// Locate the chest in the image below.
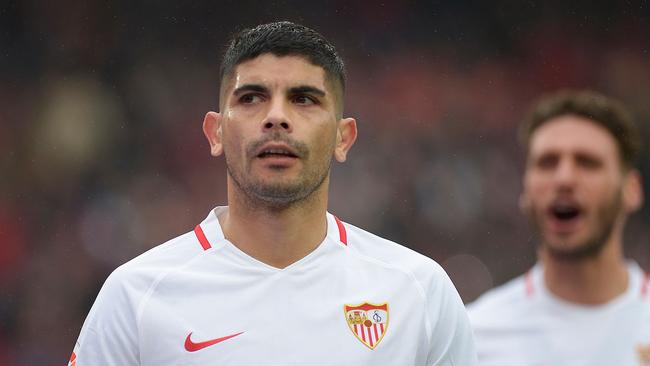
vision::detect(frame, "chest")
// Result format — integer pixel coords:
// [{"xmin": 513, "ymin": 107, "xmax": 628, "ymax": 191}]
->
[
  {"xmin": 137, "ymin": 266, "xmax": 431, "ymax": 365},
  {"xmin": 479, "ymin": 303, "xmax": 650, "ymax": 366}
]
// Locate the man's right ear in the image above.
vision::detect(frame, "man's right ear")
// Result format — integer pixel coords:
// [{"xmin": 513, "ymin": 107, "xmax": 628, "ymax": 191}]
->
[{"xmin": 203, "ymin": 111, "xmax": 223, "ymax": 157}]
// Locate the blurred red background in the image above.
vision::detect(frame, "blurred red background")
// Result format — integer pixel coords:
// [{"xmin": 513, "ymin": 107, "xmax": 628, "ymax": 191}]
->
[{"xmin": 1, "ymin": 1, "xmax": 649, "ymax": 364}]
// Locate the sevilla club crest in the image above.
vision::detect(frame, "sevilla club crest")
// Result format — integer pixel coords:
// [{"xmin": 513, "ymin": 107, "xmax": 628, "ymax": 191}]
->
[{"xmin": 344, "ymin": 302, "xmax": 389, "ymax": 349}]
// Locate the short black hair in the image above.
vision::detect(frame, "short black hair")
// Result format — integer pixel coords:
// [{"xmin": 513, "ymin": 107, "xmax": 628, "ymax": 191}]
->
[
  {"xmin": 520, "ymin": 90, "xmax": 642, "ymax": 169},
  {"xmin": 219, "ymin": 21, "xmax": 346, "ymax": 112}
]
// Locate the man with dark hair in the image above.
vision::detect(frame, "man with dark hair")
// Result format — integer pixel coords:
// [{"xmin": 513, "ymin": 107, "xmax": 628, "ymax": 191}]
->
[
  {"xmin": 69, "ymin": 22, "xmax": 477, "ymax": 365},
  {"xmin": 468, "ymin": 90, "xmax": 649, "ymax": 365}
]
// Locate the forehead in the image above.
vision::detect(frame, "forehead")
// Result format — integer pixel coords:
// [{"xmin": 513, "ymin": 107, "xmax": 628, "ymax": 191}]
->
[
  {"xmin": 226, "ymin": 54, "xmax": 328, "ymax": 93},
  {"xmin": 528, "ymin": 115, "xmax": 619, "ymax": 162}
]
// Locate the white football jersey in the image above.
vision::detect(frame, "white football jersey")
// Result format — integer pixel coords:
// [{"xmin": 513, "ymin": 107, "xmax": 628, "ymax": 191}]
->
[
  {"xmin": 70, "ymin": 207, "xmax": 477, "ymax": 365},
  {"xmin": 468, "ymin": 262, "xmax": 650, "ymax": 366}
]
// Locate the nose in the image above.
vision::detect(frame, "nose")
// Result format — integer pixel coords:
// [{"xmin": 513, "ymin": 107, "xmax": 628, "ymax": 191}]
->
[
  {"xmin": 262, "ymin": 99, "xmax": 292, "ymax": 133},
  {"xmin": 553, "ymin": 158, "xmax": 577, "ymax": 188}
]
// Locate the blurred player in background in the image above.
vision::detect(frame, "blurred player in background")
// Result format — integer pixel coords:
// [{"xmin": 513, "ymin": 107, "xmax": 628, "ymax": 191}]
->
[
  {"xmin": 468, "ymin": 90, "xmax": 650, "ymax": 365},
  {"xmin": 68, "ymin": 21, "xmax": 477, "ymax": 365}
]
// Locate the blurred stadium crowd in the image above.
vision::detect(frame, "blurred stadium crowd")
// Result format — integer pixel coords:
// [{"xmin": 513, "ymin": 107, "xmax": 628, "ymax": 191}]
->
[{"xmin": 1, "ymin": 1, "xmax": 649, "ymax": 364}]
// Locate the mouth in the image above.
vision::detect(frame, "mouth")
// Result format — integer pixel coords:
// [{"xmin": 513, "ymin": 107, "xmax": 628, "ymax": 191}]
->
[
  {"xmin": 254, "ymin": 143, "xmax": 301, "ymax": 167},
  {"xmin": 546, "ymin": 201, "xmax": 583, "ymax": 232},
  {"xmin": 550, "ymin": 203, "xmax": 581, "ymax": 221},
  {"xmin": 257, "ymin": 147, "xmax": 298, "ymax": 159}
]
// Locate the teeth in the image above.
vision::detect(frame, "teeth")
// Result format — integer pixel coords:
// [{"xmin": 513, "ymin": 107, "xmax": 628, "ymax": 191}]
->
[
  {"xmin": 264, "ymin": 149, "xmax": 290, "ymax": 155},
  {"xmin": 259, "ymin": 148, "xmax": 296, "ymax": 157}
]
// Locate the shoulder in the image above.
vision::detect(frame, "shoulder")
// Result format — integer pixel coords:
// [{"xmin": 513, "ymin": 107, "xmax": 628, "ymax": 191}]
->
[
  {"xmin": 96, "ymin": 228, "xmax": 207, "ymax": 309},
  {"xmin": 339, "ymin": 219, "xmax": 452, "ymax": 293},
  {"xmin": 467, "ymin": 271, "xmax": 532, "ymax": 326},
  {"xmin": 73, "ymin": 227, "xmax": 205, "ymax": 364},
  {"xmin": 339, "ymin": 222, "xmax": 478, "ymax": 364},
  {"xmin": 81, "ymin": 228, "xmax": 206, "ymax": 331},
  {"xmin": 121, "ymin": 229, "xmax": 205, "ymax": 273},
  {"xmin": 628, "ymin": 261, "xmax": 650, "ymax": 299}
]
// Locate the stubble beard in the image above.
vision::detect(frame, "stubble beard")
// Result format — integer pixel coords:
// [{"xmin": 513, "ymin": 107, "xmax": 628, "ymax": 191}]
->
[
  {"xmin": 226, "ymin": 135, "xmax": 333, "ymax": 210},
  {"xmin": 531, "ymin": 190, "xmax": 623, "ymax": 262}
]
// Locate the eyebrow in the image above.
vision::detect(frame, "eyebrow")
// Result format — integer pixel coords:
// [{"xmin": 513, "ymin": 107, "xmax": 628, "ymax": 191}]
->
[
  {"xmin": 288, "ymin": 85, "xmax": 326, "ymax": 97},
  {"xmin": 232, "ymin": 84, "xmax": 269, "ymax": 96},
  {"xmin": 231, "ymin": 84, "xmax": 327, "ymax": 98}
]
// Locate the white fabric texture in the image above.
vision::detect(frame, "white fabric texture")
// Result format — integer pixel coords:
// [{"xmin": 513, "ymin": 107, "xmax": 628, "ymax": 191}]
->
[
  {"xmin": 468, "ymin": 262, "xmax": 650, "ymax": 366},
  {"xmin": 72, "ymin": 207, "xmax": 477, "ymax": 365}
]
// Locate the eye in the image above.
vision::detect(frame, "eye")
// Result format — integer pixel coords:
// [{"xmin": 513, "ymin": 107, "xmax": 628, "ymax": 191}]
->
[
  {"xmin": 292, "ymin": 94, "xmax": 318, "ymax": 106},
  {"xmin": 576, "ymin": 155, "xmax": 602, "ymax": 170},
  {"xmin": 239, "ymin": 93, "xmax": 264, "ymax": 104},
  {"xmin": 534, "ymin": 154, "xmax": 558, "ymax": 170}
]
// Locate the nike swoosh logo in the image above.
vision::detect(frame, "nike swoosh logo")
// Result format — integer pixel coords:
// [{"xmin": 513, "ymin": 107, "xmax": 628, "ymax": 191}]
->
[{"xmin": 184, "ymin": 331, "xmax": 244, "ymax": 352}]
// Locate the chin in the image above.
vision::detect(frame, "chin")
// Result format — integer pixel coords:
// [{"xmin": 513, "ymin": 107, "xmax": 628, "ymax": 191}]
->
[{"xmin": 543, "ymin": 237, "xmax": 606, "ymax": 261}]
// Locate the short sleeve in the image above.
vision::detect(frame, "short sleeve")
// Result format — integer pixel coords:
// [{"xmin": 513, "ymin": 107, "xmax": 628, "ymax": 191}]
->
[
  {"xmin": 425, "ymin": 266, "xmax": 478, "ymax": 366},
  {"xmin": 71, "ymin": 267, "xmax": 140, "ymax": 365}
]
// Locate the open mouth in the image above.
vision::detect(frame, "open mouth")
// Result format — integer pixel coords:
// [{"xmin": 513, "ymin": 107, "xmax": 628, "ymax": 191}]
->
[{"xmin": 549, "ymin": 203, "xmax": 582, "ymax": 221}]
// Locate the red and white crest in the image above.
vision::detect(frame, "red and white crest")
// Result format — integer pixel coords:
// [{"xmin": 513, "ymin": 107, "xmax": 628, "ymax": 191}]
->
[{"xmin": 344, "ymin": 302, "xmax": 389, "ymax": 349}]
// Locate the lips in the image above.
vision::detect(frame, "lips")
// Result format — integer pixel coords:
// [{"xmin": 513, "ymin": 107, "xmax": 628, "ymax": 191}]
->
[
  {"xmin": 254, "ymin": 142, "xmax": 300, "ymax": 167},
  {"xmin": 546, "ymin": 201, "xmax": 583, "ymax": 233},
  {"xmin": 550, "ymin": 203, "xmax": 581, "ymax": 220},
  {"xmin": 257, "ymin": 147, "xmax": 298, "ymax": 159}
]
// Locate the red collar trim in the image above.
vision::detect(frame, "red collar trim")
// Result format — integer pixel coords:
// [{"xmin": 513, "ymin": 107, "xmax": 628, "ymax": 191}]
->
[
  {"xmin": 334, "ymin": 215, "xmax": 347, "ymax": 245},
  {"xmin": 195, "ymin": 215, "xmax": 347, "ymax": 251},
  {"xmin": 194, "ymin": 225, "xmax": 212, "ymax": 251},
  {"xmin": 524, "ymin": 270, "xmax": 534, "ymax": 298}
]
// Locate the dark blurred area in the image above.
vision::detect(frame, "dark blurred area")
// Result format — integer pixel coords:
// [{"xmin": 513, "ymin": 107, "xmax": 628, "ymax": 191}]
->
[{"xmin": 1, "ymin": 1, "xmax": 649, "ymax": 364}]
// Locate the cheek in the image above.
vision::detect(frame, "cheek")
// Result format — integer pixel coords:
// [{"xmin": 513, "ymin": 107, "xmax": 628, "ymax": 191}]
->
[
  {"xmin": 320, "ymin": 121, "xmax": 338, "ymax": 144},
  {"xmin": 297, "ymin": 119, "xmax": 335, "ymax": 152},
  {"xmin": 313, "ymin": 128, "xmax": 337, "ymax": 157},
  {"xmin": 592, "ymin": 176, "xmax": 620, "ymax": 195},
  {"xmin": 222, "ymin": 125, "xmax": 248, "ymax": 159},
  {"xmin": 588, "ymin": 183, "xmax": 621, "ymax": 210},
  {"xmin": 523, "ymin": 178, "xmax": 550, "ymax": 206}
]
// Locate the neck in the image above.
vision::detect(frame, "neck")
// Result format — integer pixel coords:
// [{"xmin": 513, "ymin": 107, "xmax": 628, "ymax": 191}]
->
[
  {"xmin": 541, "ymin": 232, "xmax": 628, "ymax": 305},
  {"xmin": 219, "ymin": 176, "xmax": 330, "ymax": 269}
]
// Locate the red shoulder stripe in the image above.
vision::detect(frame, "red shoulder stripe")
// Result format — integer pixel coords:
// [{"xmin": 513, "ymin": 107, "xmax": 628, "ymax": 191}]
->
[
  {"xmin": 641, "ymin": 272, "xmax": 649, "ymax": 299},
  {"xmin": 525, "ymin": 270, "xmax": 534, "ymax": 298},
  {"xmin": 334, "ymin": 216, "xmax": 347, "ymax": 245},
  {"xmin": 194, "ymin": 225, "xmax": 212, "ymax": 251}
]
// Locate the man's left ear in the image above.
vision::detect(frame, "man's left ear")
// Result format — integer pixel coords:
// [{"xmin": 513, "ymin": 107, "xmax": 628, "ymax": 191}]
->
[
  {"xmin": 623, "ymin": 169, "xmax": 644, "ymax": 212},
  {"xmin": 203, "ymin": 111, "xmax": 224, "ymax": 157},
  {"xmin": 334, "ymin": 118, "xmax": 357, "ymax": 163}
]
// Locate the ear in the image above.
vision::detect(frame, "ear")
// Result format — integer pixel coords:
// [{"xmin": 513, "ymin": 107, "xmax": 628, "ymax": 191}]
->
[
  {"xmin": 203, "ymin": 111, "xmax": 224, "ymax": 157},
  {"xmin": 622, "ymin": 169, "xmax": 643, "ymax": 213},
  {"xmin": 334, "ymin": 117, "xmax": 357, "ymax": 163}
]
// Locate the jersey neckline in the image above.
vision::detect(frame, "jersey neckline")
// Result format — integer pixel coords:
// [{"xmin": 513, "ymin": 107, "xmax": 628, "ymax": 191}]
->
[
  {"xmin": 527, "ymin": 261, "xmax": 648, "ymax": 314},
  {"xmin": 193, "ymin": 206, "xmax": 348, "ymax": 272}
]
